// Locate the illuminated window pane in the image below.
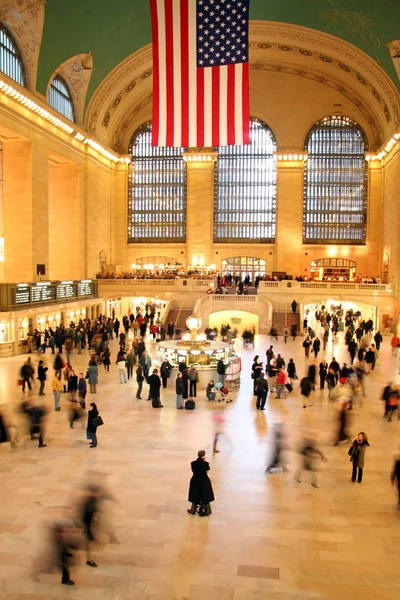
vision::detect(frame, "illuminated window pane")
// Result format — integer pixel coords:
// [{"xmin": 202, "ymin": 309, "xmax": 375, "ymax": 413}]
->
[
  {"xmin": 214, "ymin": 118, "xmax": 277, "ymax": 243},
  {"xmin": 0, "ymin": 24, "xmax": 25, "ymax": 86},
  {"xmin": 303, "ymin": 116, "xmax": 368, "ymax": 245},
  {"xmin": 48, "ymin": 75, "xmax": 75, "ymax": 122},
  {"xmin": 128, "ymin": 122, "xmax": 186, "ymax": 242}
]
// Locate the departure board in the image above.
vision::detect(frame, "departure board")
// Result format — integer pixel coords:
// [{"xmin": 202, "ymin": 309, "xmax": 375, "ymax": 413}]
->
[
  {"xmin": 57, "ymin": 283, "xmax": 77, "ymax": 299},
  {"xmin": 31, "ymin": 284, "xmax": 56, "ymax": 303},
  {"xmin": 15, "ymin": 286, "xmax": 30, "ymax": 305},
  {"xmin": 77, "ymin": 281, "xmax": 94, "ymax": 296}
]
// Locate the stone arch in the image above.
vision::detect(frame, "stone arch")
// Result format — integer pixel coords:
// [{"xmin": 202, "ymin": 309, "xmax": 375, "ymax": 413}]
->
[
  {"xmin": 0, "ymin": 0, "xmax": 45, "ymax": 92},
  {"xmin": 46, "ymin": 52, "xmax": 93, "ymax": 126},
  {"xmin": 85, "ymin": 21, "xmax": 400, "ymax": 152}
]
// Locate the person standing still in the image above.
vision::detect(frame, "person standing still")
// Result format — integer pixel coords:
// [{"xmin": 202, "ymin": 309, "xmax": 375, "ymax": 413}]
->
[
  {"xmin": 349, "ymin": 432, "xmax": 370, "ymax": 483},
  {"xmin": 136, "ymin": 365, "xmax": 144, "ymax": 399},
  {"xmin": 187, "ymin": 450, "xmax": 215, "ymax": 516},
  {"xmin": 117, "ymin": 356, "xmax": 127, "ymax": 384},
  {"xmin": 148, "ymin": 369, "xmax": 163, "ymax": 406},
  {"xmin": 126, "ymin": 349, "xmax": 137, "ymax": 380},
  {"xmin": 78, "ymin": 373, "xmax": 87, "ymax": 409},
  {"xmin": 176, "ymin": 371, "xmax": 184, "ymax": 409},
  {"xmin": 189, "ymin": 365, "xmax": 199, "ymax": 397},
  {"xmin": 38, "ymin": 360, "xmax": 48, "ymax": 395},
  {"xmin": 86, "ymin": 403, "xmax": 99, "ymax": 448},
  {"xmin": 52, "ymin": 371, "xmax": 62, "ymax": 411},
  {"xmin": 217, "ymin": 359, "xmax": 226, "ymax": 385},
  {"xmin": 255, "ymin": 372, "xmax": 268, "ymax": 410}
]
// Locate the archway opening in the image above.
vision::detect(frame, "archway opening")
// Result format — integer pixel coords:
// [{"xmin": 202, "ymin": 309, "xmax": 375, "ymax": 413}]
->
[
  {"xmin": 221, "ymin": 257, "xmax": 266, "ymax": 283},
  {"xmin": 310, "ymin": 258, "xmax": 356, "ymax": 281}
]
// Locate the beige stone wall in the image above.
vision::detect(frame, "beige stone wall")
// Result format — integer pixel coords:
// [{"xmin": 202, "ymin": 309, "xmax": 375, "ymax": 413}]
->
[
  {"xmin": 382, "ymin": 151, "xmax": 400, "ymax": 296},
  {"xmin": 0, "ymin": 63, "xmax": 397, "ymax": 293},
  {"xmin": 48, "ymin": 161, "xmax": 84, "ymax": 280}
]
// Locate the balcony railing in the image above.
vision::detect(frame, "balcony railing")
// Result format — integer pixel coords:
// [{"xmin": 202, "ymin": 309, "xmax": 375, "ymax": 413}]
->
[{"xmin": 258, "ymin": 281, "xmax": 392, "ymax": 293}]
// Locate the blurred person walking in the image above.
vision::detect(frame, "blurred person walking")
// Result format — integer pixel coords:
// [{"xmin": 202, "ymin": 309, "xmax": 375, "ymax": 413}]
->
[{"xmin": 295, "ymin": 436, "xmax": 327, "ymax": 488}]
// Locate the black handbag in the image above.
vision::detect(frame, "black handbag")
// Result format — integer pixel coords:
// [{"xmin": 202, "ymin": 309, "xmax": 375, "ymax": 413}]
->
[{"xmin": 93, "ymin": 416, "xmax": 104, "ymax": 427}]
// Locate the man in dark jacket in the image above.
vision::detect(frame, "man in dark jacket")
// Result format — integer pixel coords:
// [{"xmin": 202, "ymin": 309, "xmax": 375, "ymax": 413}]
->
[
  {"xmin": 148, "ymin": 369, "xmax": 162, "ymax": 407},
  {"xmin": 374, "ymin": 330, "xmax": 383, "ymax": 351},
  {"xmin": 217, "ymin": 359, "xmax": 226, "ymax": 384},
  {"xmin": 160, "ymin": 358, "xmax": 173, "ymax": 388},
  {"xmin": 37, "ymin": 360, "xmax": 48, "ymax": 396},
  {"xmin": 255, "ymin": 372, "xmax": 269, "ymax": 410}
]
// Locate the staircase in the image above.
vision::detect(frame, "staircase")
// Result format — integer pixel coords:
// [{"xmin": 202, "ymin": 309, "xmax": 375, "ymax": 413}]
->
[
  {"xmin": 271, "ymin": 311, "xmax": 300, "ymax": 335},
  {"xmin": 164, "ymin": 305, "xmax": 195, "ymax": 336}
]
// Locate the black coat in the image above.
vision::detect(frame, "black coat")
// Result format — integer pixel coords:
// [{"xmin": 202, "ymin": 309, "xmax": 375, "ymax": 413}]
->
[
  {"xmin": 87, "ymin": 407, "xmax": 99, "ymax": 433},
  {"xmin": 188, "ymin": 458, "xmax": 215, "ymax": 505},
  {"xmin": 176, "ymin": 377, "xmax": 184, "ymax": 395},
  {"xmin": 148, "ymin": 374, "xmax": 161, "ymax": 399}
]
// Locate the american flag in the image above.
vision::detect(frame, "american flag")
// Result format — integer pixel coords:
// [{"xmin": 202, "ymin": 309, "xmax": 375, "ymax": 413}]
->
[{"xmin": 149, "ymin": 0, "xmax": 250, "ymax": 147}]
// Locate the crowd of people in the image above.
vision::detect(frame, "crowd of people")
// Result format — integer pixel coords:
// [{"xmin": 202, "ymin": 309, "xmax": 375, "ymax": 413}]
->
[{"xmin": 3, "ymin": 301, "xmax": 400, "ymax": 588}]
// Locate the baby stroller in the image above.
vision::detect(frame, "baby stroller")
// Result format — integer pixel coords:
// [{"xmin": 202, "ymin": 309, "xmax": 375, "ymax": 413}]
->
[{"xmin": 213, "ymin": 382, "xmax": 233, "ymax": 403}]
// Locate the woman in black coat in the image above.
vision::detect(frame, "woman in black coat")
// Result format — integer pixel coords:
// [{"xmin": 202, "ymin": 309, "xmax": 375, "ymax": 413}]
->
[
  {"xmin": 187, "ymin": 450, "xmax": 215, "ymax": 516},
  {"xmin": 182, "ymin": 368, "xmax": 189, "ymax": 400},
  {"xmin": 287, "ymin": 358, "xmax": 296, "ymax": 383},
  {"xmin": 87, "ymin": 403, "xmax": 99, "ymax": 448}
]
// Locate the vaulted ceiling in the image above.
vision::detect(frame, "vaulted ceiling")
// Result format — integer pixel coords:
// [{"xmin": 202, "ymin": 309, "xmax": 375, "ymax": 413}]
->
[{"xmin": 36, "ymin": 0, "xmax": 399, "ymax": 105}]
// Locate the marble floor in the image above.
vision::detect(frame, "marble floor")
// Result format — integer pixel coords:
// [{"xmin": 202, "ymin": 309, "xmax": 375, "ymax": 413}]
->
[{"xmin": 1, "ymin": 328, "xmax": 400, "ymax": 600}]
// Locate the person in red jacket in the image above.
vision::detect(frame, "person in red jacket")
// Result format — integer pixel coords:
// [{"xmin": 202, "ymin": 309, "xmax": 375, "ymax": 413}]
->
[
  {"xmin": 391, "ymin": 334, "xmax": 400, "ymax": 357},
  {"xmin": 275, "ymin": 369, "xmax": 287, "ymax": 399}
]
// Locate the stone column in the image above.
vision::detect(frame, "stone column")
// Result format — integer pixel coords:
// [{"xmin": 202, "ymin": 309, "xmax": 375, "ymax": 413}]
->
[
  {"xmin": 3, "ymin": 139, "xmax": 33, "ymax": 282},
  {"xmin": 2, "ymin": 139, "xmax": 49, "ymax": 282},
  {"xmin": 274, "ymin": 157, "xmax": 305, "ymax": 275},
  {"xmin": 184, "ymin": 151, "xmax": 217, "ymax": 267}
]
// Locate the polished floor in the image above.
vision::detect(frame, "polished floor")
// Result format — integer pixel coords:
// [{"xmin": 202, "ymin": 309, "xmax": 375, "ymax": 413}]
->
[{"xmin": 1, "ymin": 327, "xmax": 400, "ymax": 600}]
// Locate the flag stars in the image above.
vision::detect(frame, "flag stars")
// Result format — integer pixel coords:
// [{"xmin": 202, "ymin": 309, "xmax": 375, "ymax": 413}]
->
[{"xmin": 197, "ymin": 0, "xmax": 248, "ymax": 67}]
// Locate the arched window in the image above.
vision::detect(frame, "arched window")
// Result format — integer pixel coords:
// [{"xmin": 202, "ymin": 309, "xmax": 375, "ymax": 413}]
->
[
  {"xmin": 214, "ymin": 118, "xmax": 277, "ymax": 242},
  {"xmin": 303, "ymin": 116, "xmax": 368, "ymax": 244},
  {"xmin": 0, "ymin": 24, "xmax": 25, "ymax": 86},
  {"xmin": 47, "ymin": 75, "xmax": 75, "ymax": 122},
  {"xmin": 128, "ymin": 122, "xmax": 186, "ymax": 242},
  {"xmin": 222, "ymin": 257, "xmax": 266, "ymax": 280}
]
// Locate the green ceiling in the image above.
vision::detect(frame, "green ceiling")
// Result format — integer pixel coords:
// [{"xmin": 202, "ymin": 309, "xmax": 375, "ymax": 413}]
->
[{"xmin": 37, "ymin": 0, "xmax": 400, "ymax": 105}]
